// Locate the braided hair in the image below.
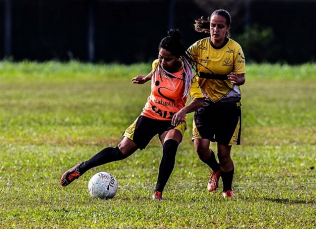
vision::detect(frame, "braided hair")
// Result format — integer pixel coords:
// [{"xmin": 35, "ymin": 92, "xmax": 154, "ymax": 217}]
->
[{"xmin": 157, "ymin": 29, "xmax": 194, "ymax": 98}]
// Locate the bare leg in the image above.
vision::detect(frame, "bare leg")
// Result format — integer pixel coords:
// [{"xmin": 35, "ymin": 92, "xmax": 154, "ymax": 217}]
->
[
  {"xmin": 217, "ymin": 144, "xmax": 233, "ymax": 172},
  {"xmin": 194, "ymin": 139, "xmax": 220, "ymax": 171},
  {"xmin": 217, "ymin": 143, "xmax": 234, "ymax": 192},
  {"xmin": 118, "ymin": 137, "xmax": 139, "ymax": 156}
]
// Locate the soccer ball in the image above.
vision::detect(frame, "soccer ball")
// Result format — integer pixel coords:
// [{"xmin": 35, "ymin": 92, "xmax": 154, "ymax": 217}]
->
[{"xmin": 88, "ymin": 172, "xmax": 118, "ymax": 199}]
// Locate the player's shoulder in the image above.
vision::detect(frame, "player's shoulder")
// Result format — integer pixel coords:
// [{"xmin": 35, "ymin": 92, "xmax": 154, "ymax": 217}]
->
[
  {"xmin": 152, "ymin": 59, "xmax": 159, "ymax": 70},
  {"xmin": 195, "ymin": 37, "xmax": 209, "ymax": 44},
  {"xmin": 189, "ymin": 37, "xmax": 210, "ymax": 49},
  {"xmin": 227, "ymin": 38, "xmax": 242, "ymax": 50}
]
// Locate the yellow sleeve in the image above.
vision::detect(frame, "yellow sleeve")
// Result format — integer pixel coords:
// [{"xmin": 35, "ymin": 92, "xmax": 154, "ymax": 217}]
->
[
  {"xmin": 152, "ymin": 59, "xmax": 159, "ymax": 71},
  {"xmin": 189, "ymin": 76, "xmax": 204, "ymax": 99},
  {"xmin": 234, "ymin": 45, "xmax": 246, "ymax": 74},
  {"xmin": 187, "ymin": 43, "xmax": 199, "ymax": 63}
]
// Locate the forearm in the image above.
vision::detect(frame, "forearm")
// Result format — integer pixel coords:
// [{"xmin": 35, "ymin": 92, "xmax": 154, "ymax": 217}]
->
[
  {"xmin": 132, "ymin": 72, "xmax": 153, "ymax": 84},
  {"xmin": 171, "ymin": 98, "xmax": 203, "ymax": 126},
  {"xmin": 143, "ymin": 72, "xmax": 153, "ymax": 82},
  {"xmin": 235, "ymin": 74, "xmax": 245, "ymax": 85},
  {"xmin": 181, "ymin": 98, "xmax": 204, "ymax": 114}
]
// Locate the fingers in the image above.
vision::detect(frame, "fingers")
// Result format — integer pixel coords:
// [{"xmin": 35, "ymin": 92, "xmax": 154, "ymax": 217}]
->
[
  {"xmin": 228, "ymin": 72, "xmax": 237, "ymax": 84},
  {"xmin": 131, "ymin": 76, "xmax": 142, "ymax": 84},
  {"xmin": 171, "ymin": 115, "xmax": 178, "ymax": 126},
  {"xmin": 132, "ymin": 75, "xmax": 146, "ymax": 84},
  {"xmin": 171, "ymin": 113, "xmax": 185, "ymax": 126},
  {"xmin": 172, "ymin": 119, "xmax": 182, "ymax": 126}
]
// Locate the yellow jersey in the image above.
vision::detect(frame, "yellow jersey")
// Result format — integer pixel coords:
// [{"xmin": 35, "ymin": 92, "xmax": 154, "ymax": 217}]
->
[{"xmin": 187, "ymin": 37, "xmax": 245, "ymax": 103}]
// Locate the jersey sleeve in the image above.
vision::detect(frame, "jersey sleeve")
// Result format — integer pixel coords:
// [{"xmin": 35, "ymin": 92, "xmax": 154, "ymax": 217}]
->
[
  {"xmin": 152, "ymin": 59, "xmax": 159, "ymax": 71},
  {"xmin": 233, "ymin": 45, "xmax": 246, "ymax": 74},
  {"xmin": 189, "ymin": 76, "xmax": 204, "ymax": 99},
  {"xmin": 187, "ymin": 42, "xmax": 199, "ymax": 63}
]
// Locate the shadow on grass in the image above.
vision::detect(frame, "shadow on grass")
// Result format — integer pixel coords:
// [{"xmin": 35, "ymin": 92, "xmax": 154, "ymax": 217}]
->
[{"xmin": 264, "ymin": 197, "xmax": 316, "ymax": 204}]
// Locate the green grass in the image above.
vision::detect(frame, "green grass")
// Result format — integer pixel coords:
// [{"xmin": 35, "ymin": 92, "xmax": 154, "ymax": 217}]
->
[{"xmin": 0, "ymin": 61, "xmax": 315, "ymax": 228}]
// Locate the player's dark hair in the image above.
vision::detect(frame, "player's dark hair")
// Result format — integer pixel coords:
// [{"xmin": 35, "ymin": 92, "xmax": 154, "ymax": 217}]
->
[
  {"xmin": 157, "ymin": 29, "xmax": 194, "ymax": 98},
  {"xmin": 194, "ymin": 9, "xmax": 231, "ymax": 38},
  {"xmin": 158, "ymin": 29, "xmax": 186, "ymax": 57}
]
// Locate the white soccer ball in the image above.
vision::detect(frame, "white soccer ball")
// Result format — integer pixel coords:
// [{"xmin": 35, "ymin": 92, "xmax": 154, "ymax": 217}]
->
[{"xmin": 88, "ymin": 172, "xmax": 118, "ymax": 199}]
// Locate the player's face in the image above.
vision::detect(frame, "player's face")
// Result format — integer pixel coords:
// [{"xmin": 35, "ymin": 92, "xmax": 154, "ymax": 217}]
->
[
  {"xmin": 158, "ymin": 48, "xmax": 180, "ymax": 72},
  {"xmin": 210, "ymin": 15, "xmax": 229, "ymax": 46}
]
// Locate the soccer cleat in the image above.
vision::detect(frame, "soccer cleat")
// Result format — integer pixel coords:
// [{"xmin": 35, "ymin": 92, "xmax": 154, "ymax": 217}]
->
[
  {"xmin": 222, "ymin": 190, "xmax": 234, "ymax": 198},
  {"xmin": 207, "ymin": 170, "xmax": 221, "ymax": 192},
  {"xmin": 152, "ymin": 191, "xmax": 163, "ymax": 200},
  {"xmin": 60, "ymin": 164, "xmax": 81, "ymax": 187}
]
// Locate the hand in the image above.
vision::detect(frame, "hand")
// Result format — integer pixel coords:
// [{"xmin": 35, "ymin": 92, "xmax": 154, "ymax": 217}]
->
[
  {"xmin": 131, "ymin": 75, "xmax": 146, "ymax": 84},
  {"xmin": 227, "ymin": 72, "xmax": 238, "ymax": 85},
  {"xmin": 171, "ymin": 109, "xmax": 186, "ymax": 126},
  {"xmin": 228, "ymin": 72, "xmax": 245, "ymax": 85}
]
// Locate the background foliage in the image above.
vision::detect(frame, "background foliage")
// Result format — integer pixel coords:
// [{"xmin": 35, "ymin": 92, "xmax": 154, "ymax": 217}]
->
[{"xmin": 1, "ymin": 0, "xmax": 315, "ymax": 64}]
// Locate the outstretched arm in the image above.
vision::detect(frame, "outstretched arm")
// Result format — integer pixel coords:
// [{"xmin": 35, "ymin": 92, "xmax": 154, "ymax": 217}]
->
[
  {"xmin": 171, "ymin": 98, "xmax": 204, "ymax": 126},
  {"xmin": 131, "ymin": 72, "xmax": 153, "ymax": 84}
]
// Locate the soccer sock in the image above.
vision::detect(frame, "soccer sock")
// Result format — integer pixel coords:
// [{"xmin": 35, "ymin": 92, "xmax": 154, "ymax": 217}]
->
[
  {"xmin": 221, "ymin": 168, "xmax": 234, "ymax": 191},
  {"xmin": 79, "ymin": 147, "xmax": 127, "ymax": 175},
  {"xmin": 155, "ymin": 139, "xmax": 179, "ymax": 192},
  {"xmin": 201, "ymin": 150, "xmax": 220, "ymax": 172}
]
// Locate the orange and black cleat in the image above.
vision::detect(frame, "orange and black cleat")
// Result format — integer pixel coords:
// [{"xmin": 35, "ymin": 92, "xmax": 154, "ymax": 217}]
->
[
  {"xmin": 222, "ymin": 190, "xmax": 234, "ymax": 198},
  {"xmin": 207, "ymin": 170, "xmax": 221, "ymax": 192},
  {"xmin": 60, "ymin": 164, "xmax": 81, "ymax": 187},
  {"xmin": 152, "ymin": 191, "xmax": 163, "ymax": 200}
]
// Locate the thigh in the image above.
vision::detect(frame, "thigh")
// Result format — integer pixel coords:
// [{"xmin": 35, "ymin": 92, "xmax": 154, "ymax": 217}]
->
[
  {"xmin": 159, "ymin": 121, "xmax": 186, "ymax": 144},
  {"xmin": 123, "ymin": 116, "xmax": 159, "ymax": 150}
]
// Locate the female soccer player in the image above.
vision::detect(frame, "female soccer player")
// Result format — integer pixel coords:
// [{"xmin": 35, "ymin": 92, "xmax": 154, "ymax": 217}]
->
[
  {"xmin": 60, "ymin": 29, "xmax": 204, "ymax": 200},
  {"xmin": 187, "ymin": 9, "xmax": 246, "ymax": 198}
]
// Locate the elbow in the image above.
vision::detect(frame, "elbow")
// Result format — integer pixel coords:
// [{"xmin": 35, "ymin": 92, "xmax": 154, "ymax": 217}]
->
[
  {"xmin": 238, "ymin": 75, "xmax": 246, "ymax": 85},
  {"xmin": 197, "ymin": 98, "xmax": 204, "ymax": 107}
]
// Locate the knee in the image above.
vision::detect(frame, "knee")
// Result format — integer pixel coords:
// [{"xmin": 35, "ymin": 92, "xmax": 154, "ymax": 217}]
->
[
  {"xmin": 217, "ymin": 144, "xmax": 232, "ymax": 161},
  {"xmin": 194, "ymin": 143, "xmax": 210, "ymax": 160},
  {"xmin": 118, "ymin": 139, "xmax": 138, "ymax": 156},
  {"xmin": 217, "ymin": 151, "xmax": 231, "ymax": 165}
]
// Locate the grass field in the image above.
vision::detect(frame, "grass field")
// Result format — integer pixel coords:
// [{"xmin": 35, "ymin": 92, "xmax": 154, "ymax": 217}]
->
[{"xmin": 0, "ymin": 61, "xmax": 315, "ymax": 228}]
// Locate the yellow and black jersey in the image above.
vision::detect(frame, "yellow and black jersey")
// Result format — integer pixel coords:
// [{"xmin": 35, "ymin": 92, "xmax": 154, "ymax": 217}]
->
[{"xmin": 187, "ymin": 37, "xmax": 245, "ymax": 103}]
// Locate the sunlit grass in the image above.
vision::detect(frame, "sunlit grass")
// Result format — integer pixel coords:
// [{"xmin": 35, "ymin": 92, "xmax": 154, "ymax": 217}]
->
[{"xmin": 0, "ymin": 61, "xmax": 315, "ymax": 228}]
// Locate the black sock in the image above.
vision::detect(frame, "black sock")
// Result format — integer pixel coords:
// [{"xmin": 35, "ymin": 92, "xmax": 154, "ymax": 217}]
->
[
  {"xmin": 201, "ymin": 150, "xmax": 220, "ymax": 172},
  {"xmin": 79, "ymin": 147, "xmax": 127, "ymax": 175},
  {"xmin": 221, "ymin": 169, "xmax": 234, "ymax": 191},
  {"xmin": 155, "ymin": 139, "xmax": 179, "ymax": 192}
]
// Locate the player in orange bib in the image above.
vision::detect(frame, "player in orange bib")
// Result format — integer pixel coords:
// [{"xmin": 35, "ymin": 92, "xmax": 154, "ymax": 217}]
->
[{"xmin": 60, "ymin": 29, "xmax": 204, "ymax": 200}]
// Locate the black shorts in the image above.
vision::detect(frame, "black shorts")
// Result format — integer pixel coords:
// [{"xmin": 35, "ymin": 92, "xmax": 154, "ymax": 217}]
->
[
  {"xmin": 123, "ymin": 115, "xmax": 186, "ymax": 150},
  {"xmin": 192, "ymin": 99, "xmax": 241, "ymax": 146}
]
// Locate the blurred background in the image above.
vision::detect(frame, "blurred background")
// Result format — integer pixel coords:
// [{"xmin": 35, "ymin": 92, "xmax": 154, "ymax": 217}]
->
[{"xmin": 1, "ymin": 0, "xmax": 315, "ymax": 64}]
